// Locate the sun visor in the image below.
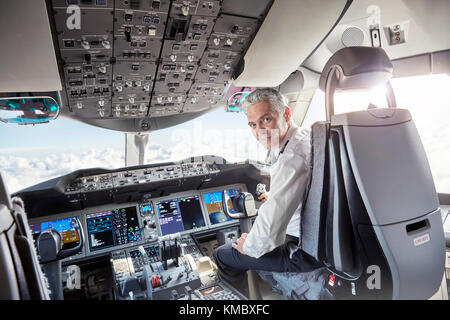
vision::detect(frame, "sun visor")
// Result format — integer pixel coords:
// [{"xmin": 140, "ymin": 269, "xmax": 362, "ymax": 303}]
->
[
  {"xmin": 232, "ymin": 0, "xmax": 352, "ymax": 88},
  {"xmin": 0, "ymin": 0, "xmax": 61, "ymax": 93}
]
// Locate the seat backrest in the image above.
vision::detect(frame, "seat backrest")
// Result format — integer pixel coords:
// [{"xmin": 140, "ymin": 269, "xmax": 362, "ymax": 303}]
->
[
  {"xmin": 0, "ymin": 172, "xmax": 50, "ymax": 300},
  {"xmin": 299, "ymin": 46, "xmax": 446, "ymax": 299},
  {"xmin": 298, "ymin": 121, "xmax": 329, "ymax": 262}
]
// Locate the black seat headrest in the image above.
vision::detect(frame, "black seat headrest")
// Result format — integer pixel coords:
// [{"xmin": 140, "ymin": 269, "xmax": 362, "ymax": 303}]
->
[{"xmin": 319, "ymin": 47, "xmax": 393, "ymax": 91}]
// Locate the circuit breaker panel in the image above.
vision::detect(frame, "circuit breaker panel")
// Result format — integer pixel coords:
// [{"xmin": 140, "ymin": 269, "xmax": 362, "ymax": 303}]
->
[{"xmin": 48, "ymin": 0, "xmax": 272, "ymax": 128}]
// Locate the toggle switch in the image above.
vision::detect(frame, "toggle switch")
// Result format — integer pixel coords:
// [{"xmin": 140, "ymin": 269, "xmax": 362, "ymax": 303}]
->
[
  {"xmin": 124, "ymin": 27, "xmax": 132, "ymax": 42},
  {"xmin": 81, "ymin": 40, "xmax": 90, "ymax": 50},
  {"xmin": 181, "ymin": 5, "xmax": 189, "ymax": 16},
  {"xmin": 102, "ymin": 40, "xmax": 111, "ymax": 49}
]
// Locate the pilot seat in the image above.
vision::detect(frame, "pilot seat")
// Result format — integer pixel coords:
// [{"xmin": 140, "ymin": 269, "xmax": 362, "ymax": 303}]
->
[{"xmin": 252, "ymin": 46, "xmax": 446, "ymax": 300}]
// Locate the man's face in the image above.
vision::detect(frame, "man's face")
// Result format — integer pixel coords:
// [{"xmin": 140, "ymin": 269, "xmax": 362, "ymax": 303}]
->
[{"xmin": 246, "ymin": 100, "xmax": 291, "ymax": 150}]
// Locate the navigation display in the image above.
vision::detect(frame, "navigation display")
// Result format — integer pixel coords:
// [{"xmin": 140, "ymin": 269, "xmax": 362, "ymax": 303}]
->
[
  {"xmin": 155, "ymin": 195, "xmax": 206, "ymax": 236},
  {"xmin": 86, "ymin": 206, "xmax": 141, "ymax": 252},
  {"xmin": 203, "ymin": 188, "xmax": 242, "ymax": 225},
  {"xmin": 30, "ymin": 217, "xmax": 81, "ymax": 253}
]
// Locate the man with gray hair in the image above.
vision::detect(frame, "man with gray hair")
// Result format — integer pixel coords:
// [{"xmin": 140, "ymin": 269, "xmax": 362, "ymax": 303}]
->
[{"xmin": 213, "ymin": 88, "xmax": 323, "ymax": 296}]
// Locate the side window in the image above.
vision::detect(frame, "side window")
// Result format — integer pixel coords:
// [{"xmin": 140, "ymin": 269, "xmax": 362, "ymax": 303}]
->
[
  {"xmin": 301, "ymin": 74, "xmax": 450, "ymax": 193},
  {"xmin": 301, "ymin": 89, "xmax": 326, "ymax": 128}
]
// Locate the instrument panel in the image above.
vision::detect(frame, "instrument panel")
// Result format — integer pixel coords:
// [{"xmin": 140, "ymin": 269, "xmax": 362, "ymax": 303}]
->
[{"xmin": 29, "ymin": 183, "xmax": 245, "ymax": 262}]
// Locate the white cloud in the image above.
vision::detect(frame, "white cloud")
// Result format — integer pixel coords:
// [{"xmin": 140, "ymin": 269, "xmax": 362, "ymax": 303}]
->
[
  {"xmin": 144, "ymin": 124, "xmax": 267, "ymax": 165},
  {"xmin": 0, "ymin": 130, "xmax": 267, "ymax": 194},
  {"xmin": 0, "ymin": 147, "xmax": 124, "ymax": 193}
]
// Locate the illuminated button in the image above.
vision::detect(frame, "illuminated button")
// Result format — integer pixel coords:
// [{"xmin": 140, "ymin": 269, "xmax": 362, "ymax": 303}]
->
[{"xmin": 64, "ymin": 39, "xmax": 75, "ymax": 47}]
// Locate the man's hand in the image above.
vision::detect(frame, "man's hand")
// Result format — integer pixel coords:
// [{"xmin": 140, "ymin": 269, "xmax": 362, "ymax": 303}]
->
[
  {"xmin": 258, "ymin": 192, "xmax": 268, "ymax": 203},
  {"xmin": 232, "ymin": 233, "xmax": 248, "ymax": 255}
]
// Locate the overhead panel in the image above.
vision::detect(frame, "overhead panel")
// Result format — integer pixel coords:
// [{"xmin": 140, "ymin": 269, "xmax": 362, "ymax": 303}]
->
[{"xmin": 48, "ymin": 0, "xmax": 273, "ymax": 130}]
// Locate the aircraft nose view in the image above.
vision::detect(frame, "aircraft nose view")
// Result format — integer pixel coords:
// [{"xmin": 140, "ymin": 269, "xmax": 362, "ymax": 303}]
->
[{"xmin": 1, "ymin": 0, "xmax": 450, "ymax": 310}]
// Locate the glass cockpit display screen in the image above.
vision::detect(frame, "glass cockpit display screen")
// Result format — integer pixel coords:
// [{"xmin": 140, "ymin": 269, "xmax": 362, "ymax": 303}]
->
[
  {"xmin": 86, "ymin": 206, "xmax": 141, "ymax": 252},
  {"xmin": 155, "ymin": 195, "xmax": 206, "ymax": 236},
  {"xmin": 203, "ymin": 188, "xmax": 242, "ymax": 225},
  {"xmin": 30, "ymin": 217, "xmax": 81, "ymax": 251}
]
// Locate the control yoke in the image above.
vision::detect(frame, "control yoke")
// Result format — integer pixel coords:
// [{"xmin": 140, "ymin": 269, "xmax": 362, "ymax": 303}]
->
[
  {"xmin": 37, "ymin": 217, "xmax": 84, "ymax": 263},
  {"xmin": 221, "ymin": 190, "xmax": 261, "ymax": 300},
  {"xmin": 222, "ymin": 191, "xmax": 257, "ymax": 221},
  {"xmin": 36, "ymin": 217, "xmax": 84, "ymax": 300}
]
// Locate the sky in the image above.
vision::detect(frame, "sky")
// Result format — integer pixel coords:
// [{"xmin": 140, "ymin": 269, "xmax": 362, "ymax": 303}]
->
[
  {"xmin": 0, "ymin": 105, "xmax": 266, "ymax": 193},
  {"xmin": 1, "ymin": 74, "xmax": 449, "ymax": 194}
]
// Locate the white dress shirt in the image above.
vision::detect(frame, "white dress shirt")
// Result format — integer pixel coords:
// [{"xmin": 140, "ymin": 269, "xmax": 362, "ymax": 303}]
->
[{"xmin": 243, "ymin": 123, "xmax": 311, "ymax": 258}]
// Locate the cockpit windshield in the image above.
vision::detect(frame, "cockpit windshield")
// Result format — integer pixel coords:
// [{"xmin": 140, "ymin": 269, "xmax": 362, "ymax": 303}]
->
[{"xmin": 0, "ymin": 107, "xmax": 265, "ymax": 193}]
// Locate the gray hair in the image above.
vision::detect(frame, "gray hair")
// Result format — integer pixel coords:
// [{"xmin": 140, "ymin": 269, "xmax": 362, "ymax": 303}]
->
[{"xmin": 242, "ymin": 88, "xmax": 288, "ymax": 116}]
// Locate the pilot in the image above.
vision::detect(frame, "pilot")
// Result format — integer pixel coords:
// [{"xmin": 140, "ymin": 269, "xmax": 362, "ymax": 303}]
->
[{"xmin": 213, "ymin": 88, "xmax": 323, "ymax": 295}]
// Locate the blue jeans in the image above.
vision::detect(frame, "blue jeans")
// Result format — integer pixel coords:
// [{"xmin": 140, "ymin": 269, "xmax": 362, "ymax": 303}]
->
[{"xmin": 213, "ymin": 235, "xmax": 323, "ymax": 284}]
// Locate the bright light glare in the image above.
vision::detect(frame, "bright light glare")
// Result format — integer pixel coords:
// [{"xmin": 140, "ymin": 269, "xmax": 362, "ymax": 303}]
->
[{"xmin": 309, "ymin": 74, "xmax": 450, "ymax": 193}]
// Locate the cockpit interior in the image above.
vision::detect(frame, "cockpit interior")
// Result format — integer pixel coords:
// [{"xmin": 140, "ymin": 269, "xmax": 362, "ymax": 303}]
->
[{"xmin": 0, "ymin": 0, "xmax": 449, "ymax": 302}]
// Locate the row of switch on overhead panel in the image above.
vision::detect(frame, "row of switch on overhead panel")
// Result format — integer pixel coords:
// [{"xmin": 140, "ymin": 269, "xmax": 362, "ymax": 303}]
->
[{"xmin": 52, "ymin": 0, "xmax": 263, "ymax": 119}]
